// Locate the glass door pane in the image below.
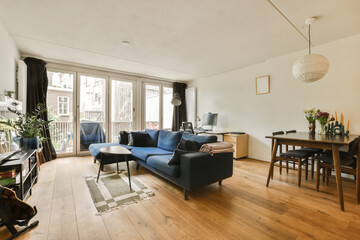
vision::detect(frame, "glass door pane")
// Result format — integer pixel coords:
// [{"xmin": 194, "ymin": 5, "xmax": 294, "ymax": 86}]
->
[
  {"xmin": 111, "ymin": 79, "xmax": 134, "ymax": 143},
  {"xmin": 145, "ymin": 84, "xmax": 160, "ymax": 129},
  {"xmin": 163, "ymin": 86, "xmax": 173, "ymax": 130},
  {"xmin": 79, "ymin": 75, "xmax": 107, "ymax": 152},
  {"xmin": 47, "ymin": 70, "xmax": 75, "ymax": 154}
]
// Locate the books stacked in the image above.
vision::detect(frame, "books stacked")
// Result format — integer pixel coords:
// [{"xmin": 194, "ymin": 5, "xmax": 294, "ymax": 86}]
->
[{"xmin": 0, "ymin": 168, "xmax": 20, "ymax": 186}]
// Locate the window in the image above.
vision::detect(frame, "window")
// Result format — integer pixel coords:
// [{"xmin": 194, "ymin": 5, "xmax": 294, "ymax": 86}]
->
[
  {"xmin": 58, "ymin": 96, "xmax": 69, "ymax": 116},
  {"xmin": 144, "ymin": 82, "xmax": 173, "ymax": 130}
]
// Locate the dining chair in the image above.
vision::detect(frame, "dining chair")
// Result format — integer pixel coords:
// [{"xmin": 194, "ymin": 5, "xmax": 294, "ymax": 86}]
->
[
  {"xmin": 271, "ymin": 131, "xmax": 313, "ymax": 186},
  {"xmin": 286, "ymin": 130, "xmax": 323, "ymax": 179},
  {"xmin": 315, "ymin": 136, "xmax": 360, "ymax": 203}
]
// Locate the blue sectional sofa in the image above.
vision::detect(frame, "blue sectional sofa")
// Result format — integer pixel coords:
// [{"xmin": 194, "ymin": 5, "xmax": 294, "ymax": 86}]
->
[{"xmin": 89, "ymin": 129, "xmax": 233, "ymax": 199}]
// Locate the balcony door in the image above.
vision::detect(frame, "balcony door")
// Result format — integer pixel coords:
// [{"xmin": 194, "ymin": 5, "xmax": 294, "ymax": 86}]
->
[{"xmin": 77, "ymin": 74, "xmax": 107, "ymax": 154}]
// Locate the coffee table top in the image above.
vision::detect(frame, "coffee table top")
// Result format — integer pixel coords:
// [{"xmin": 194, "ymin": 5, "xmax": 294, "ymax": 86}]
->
[{"xmin": 100, "ymin": 146, "xmax": 131, "ymax": 155}]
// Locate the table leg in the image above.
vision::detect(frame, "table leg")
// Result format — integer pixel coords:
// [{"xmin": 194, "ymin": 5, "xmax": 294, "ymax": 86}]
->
[
  {"xmin": 125, "ymin": 155, "xmax": 132, "ymax": 191},
  {"xmin": 332, "ymin": 144, "xmax": 344, "ymax": 211},
  {"xmin": 97, "ymin": 154, "xmax": 103, "ymax": 183},
  {"xmin": 116, "ymin": 155, "xmax": 119, "ymax": 174},
  {"xmin": 267, "ymin": 139, "xmax": 279, "ymax": 187}
]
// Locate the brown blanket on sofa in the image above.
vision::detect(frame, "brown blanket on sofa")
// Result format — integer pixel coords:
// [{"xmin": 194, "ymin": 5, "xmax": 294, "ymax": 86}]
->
[{"xmin": 200, "ymin": 142, "xmax": 234, "ymax": 156}]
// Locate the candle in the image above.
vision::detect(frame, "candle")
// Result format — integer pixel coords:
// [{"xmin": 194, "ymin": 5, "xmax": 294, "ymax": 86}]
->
[
  {"xmin": 347, "ymin": 120, "xmax": 350, "ymax": 131},
  {"xmin": 341, "ymin": 113, "xmax": 344, "ymax": 124},
  {"xmin": 335, "ymin": 111, "xmax": 338, "ymax": 121}
]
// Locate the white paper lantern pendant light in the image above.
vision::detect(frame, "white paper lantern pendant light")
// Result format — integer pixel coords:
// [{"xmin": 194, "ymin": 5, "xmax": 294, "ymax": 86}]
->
[{"xmin": 292, "ymin": 17, "xmax": 329, "ymax": 83}]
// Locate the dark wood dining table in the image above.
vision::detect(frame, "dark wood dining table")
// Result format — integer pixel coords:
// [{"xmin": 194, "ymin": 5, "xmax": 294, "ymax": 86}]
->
[{"xmin": 265, "ymin": 132, "xmax": 359, "ymax": 211}]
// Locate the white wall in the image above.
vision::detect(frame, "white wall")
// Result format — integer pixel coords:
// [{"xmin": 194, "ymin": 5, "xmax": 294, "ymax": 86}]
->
[
  {"xmin": 0, "ymin": 21, "xmax": 20, "ymax": 94},
  {"xmin": 190, "ymin": 34, "xmax": 360, "ymax": 162}
]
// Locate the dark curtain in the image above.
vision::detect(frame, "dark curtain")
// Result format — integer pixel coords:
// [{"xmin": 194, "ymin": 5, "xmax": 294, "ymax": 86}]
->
[
  {"xmin": 24, "ymin": 57, "xmax": 57, "ymax": 161},
  {"xmin": 172, "ymin": 82, "xmax": 187, "ymax": 131}
]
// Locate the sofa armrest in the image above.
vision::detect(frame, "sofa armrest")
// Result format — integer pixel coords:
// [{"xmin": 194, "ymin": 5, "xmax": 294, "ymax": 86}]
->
[{"xmin": 179, "ymin": 152, "xmax": 233, "ymax": 190}]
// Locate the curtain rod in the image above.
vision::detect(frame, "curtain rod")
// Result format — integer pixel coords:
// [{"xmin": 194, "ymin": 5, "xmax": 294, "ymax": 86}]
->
[{"xmin": 21, "ymin": 54, "xmax": 187, "ymax": 84}]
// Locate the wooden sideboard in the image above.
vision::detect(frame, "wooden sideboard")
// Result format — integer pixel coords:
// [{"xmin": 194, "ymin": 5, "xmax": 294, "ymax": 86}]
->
[{"xmin": 224, "ymin": 134, "xmax": 248, "ymax": 159}]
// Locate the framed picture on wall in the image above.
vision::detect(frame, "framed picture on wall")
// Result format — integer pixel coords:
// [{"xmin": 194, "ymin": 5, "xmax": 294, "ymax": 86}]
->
[{"xmin": 256, "ymin": 75, "xmax": 270, "ymax": 95}]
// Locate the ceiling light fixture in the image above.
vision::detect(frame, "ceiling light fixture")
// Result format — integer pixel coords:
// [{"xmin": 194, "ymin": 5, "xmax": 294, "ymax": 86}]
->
[
  {"xmin": 171, "ymin": 93, "xmax": 182, "ymax": 106},
  {"xmin": 292, "ymin": 17, "xmax": 329, "ymax": 83},
  {"xmin": 121, "ymin": 40, "xmax": 131, "ymax": 46}
]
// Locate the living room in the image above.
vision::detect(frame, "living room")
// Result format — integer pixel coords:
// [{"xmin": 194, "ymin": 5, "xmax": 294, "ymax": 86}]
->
[{"xmin": 1, "ymin": 0, "xmax": 360, "ymax": 239}]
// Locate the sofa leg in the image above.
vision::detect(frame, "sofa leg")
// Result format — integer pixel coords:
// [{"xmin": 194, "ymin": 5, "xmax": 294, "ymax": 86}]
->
[
  {"xmin": 218, "ymin": 180, "xmax": 222, "ymax": 185},
  {"xmin": 136, "ymin": 163, "xmax": 140, "ymax": 170},
  {"xmin": 184, "ymin": 188, "xmax": 189, "ymax": 200},
  {"xmin": 93, "ymin": 158, "xmax": 96, "ymax": 163}
]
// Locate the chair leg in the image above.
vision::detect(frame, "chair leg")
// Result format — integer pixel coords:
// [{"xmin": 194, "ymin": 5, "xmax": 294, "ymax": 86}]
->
[
  {"xmin": 316, "ymin": 160, "xmax": 320, "ymax": 192},
  {"xmin": 286, "ymin": 161, "xmax": 289, "ymax": 174},
  {"xmin": 293, "ymin": 160, "xmax": 296, "ymax": 170},
  {"xmin": 305, "ymin": 159, "xmax": 309, "ymax": 180},
  {"xmin": 279, "ymin": 160, "xmax": 282, "ymax": 174},
  {"xmin": 298, "ymin": 159, "xmax": 302, "ymax": 187},
  {"xmin": 311, "ymin": 158, "xmax": 315, "ymax": 179},
  {"xmin": 326, "ymin": 168, "xmax": 331, "ymax": 185},
  {"xmin": 322, "ymin": 167, "xmax": 326, "ymax": 182},
  {"xmin": 325, "ymin": 168, "xmax": 329, "ymax": 185}
]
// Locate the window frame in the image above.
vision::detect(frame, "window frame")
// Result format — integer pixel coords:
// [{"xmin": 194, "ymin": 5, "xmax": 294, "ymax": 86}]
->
[{"xmin": 57, "ymin": 96, "xmax": 70, "ymax": 116}]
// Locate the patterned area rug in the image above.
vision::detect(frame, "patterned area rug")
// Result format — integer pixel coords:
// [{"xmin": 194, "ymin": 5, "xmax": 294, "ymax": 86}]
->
[{"xmin": 84, "ymin": 170, "xmax": 155, "ymax": 213}]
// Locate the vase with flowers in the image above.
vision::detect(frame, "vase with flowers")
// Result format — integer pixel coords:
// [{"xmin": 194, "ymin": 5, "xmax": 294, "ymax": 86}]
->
[
  {"xmin": 303, "ymin": 108, "xmax": 318, "ymax": 134},
  {"xmin": 316, "ymin": 111, "xmax": 329, "ymax": 134}
]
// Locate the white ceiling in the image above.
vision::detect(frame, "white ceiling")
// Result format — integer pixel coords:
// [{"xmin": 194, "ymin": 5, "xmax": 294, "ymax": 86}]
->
[{"xmin": 0, "ymin": 0, "xmax": 359, "ymax": 81}]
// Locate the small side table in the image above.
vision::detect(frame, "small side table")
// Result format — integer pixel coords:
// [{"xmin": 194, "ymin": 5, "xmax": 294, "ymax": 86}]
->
[{"xmin": 98, "ymin": 146, "xmax": 132, "ymax": 191}]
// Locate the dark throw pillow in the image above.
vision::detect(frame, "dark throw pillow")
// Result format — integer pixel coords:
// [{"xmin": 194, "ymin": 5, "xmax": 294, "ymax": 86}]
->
[
  {"xmin": 168, "ymin": 139, "xmax": 201, "ymax": 165},
  {"xmin": 119, "ymin": 131, "xmax": 129, "ymax": 145},
  {"xmin": 131, "ymin": 132, "xmax": 156, "ymax": 147},
  {"xmin": 168, "ymin": 149, "xmax": 194, "ymax": 165},
  {"xmin": 178, "ymin": 138, "xmax": 202, "ymax": 151}
]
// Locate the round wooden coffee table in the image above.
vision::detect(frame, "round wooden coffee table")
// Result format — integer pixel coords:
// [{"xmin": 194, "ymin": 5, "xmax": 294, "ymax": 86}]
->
[{"xmin": 98, "ymin": 146, "xmax": 132, "ymax": 191}]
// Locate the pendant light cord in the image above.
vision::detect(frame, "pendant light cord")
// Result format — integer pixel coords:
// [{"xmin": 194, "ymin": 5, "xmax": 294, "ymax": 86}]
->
[{"xmin": 308, "ymin": 24, "xmax": 311, "ymax": 54}]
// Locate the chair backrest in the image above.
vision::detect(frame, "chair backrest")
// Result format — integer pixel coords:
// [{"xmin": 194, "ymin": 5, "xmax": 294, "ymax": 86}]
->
[
  {"xmin": 182, "ymin": 122, "xmax": 194, "ymax": 134},
  {"xmin": 286, "ymin": 130, "xmax": 296, "ymax": 134},
  {"xmin": 348, "ymin": 136, "xmax": 360, "ymax": 156},
  {"xmin": 272, "ymin": 131, "xmax": 284, "ymax": 136}
]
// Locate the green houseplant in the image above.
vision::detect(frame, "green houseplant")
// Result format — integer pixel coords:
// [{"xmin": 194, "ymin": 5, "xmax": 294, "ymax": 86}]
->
[{"xmin": 1, "ymin": 103, "xmax": 51, "ymax": 149}]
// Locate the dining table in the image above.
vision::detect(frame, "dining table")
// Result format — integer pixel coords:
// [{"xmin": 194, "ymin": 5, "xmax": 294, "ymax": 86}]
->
[{"xmin": 265, "ymin": 132, "xmax": 359, "ymax": 211}]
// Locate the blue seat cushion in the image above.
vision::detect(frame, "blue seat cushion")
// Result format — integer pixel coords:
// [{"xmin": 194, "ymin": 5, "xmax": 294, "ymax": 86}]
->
[
  {"xmin": 145, "ymin": 129, "xmax": 160, "ymax": 145},
  {"xmin": 157, "ymin": 130, "xmax": 183, "ymax": 151},
  {"xmin": 131, "ymin": 147, "xmax": 173, "ymax": 162},
  {"xmin": 182, "ymin": 132, "xmax": 217, "ymax": 144},
  {"xmin": 89, "ymin": 143, "xmax": 134, "ymax": 158},
  {"xmin": 147, "ymin": 154, "xmax": 180, "ymax": 177}
]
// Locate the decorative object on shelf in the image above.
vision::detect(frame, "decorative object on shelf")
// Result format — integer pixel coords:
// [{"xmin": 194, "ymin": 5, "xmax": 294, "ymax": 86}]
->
[
  {"xmin": 316, "ymin": 111, "xmax": 329, "ymax": 134},
  {"xmin": 171, "ymin": 93, "xmax": 182, "ymax": 106},
  {"xmin": 256, "ymin": 75, "xmax": 270, "ymax": 95},
  {"xmin": 303, "ymin": 108, "xmax": 318, "ymax": 134},
  {"xmin": 0, "ymin": 103, "xmax": 51, "ymax": 149},
  {"xmin": 325, "ymin": 112, "xmax": 349, "ymax": 136},
  {"xmin": 292, "ymin": 17, "xmax": 329, "ymax": 83}
]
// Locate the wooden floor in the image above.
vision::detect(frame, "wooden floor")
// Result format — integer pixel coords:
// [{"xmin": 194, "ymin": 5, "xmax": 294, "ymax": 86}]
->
[{"xmin": 1, "ymin": 156, "xmax": 360, "ymax": 240}]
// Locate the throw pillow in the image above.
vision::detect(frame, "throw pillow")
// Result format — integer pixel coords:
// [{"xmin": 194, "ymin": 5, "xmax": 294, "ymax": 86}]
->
[
  {"xmin": 178, "ymin": 138, "xmax": 202, "ymax": 151},
  {"xmin": 119, "ymin": 131, "xmax": 129, "ymax": 145},
  {"xmin": 168, "ymin": 139, "xmax": 201, "ymax": 165},
  {"xmin": 168, "ymin": 149, "xmax": 194, "ymax": 165},
  {"xmin": 130, "ymin": 131, "xmax": 156, "ymax": 147}
]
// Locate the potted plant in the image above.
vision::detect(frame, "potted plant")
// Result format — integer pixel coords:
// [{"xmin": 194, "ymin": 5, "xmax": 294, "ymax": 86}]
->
[
  {"xmin": 316, "ymin": 111, "xmax": 330, "ymax": 134},
  {"xmin": 303, "ymin": 108, "xmax": 318, "ymax": 134},
  {"xmin": 1, "ymin": 103, "xmax": 51, "ymax": 149}
]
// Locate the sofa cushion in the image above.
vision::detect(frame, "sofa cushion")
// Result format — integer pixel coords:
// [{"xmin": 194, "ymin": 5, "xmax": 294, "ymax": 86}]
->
[
  {"xmin": 89, "ymin": 143, "xmax": 121, "ymax": 158},
  {"xmin": 168, "ymin": 149, "xmax": 196, "ymax": 165},
  {"xmin": 131, "ymin": 147, "xmax": 173, "ymax": 162},
  {"xmin": 147, "ymin": 154, "xmax": 180, "ymax": 177},
  {"xmin": 157, "ymin": 130, "xmax": 182, "ymax": 151},
  {"xmin": 178, "ymin": 138, "xmax": 202, "ymax": 151},
  {"xmin": 182, "ymin": 132, "xmax": 217, "ymax": 144},
  {"xmin": 145, "ymin": 129, "xmax": 160, "ymax": 145}
]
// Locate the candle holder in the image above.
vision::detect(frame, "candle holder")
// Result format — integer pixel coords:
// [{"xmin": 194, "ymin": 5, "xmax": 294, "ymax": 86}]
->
[{"xmin": 325, "ymin": 121, "xmax": 349, "ymax": 136}]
